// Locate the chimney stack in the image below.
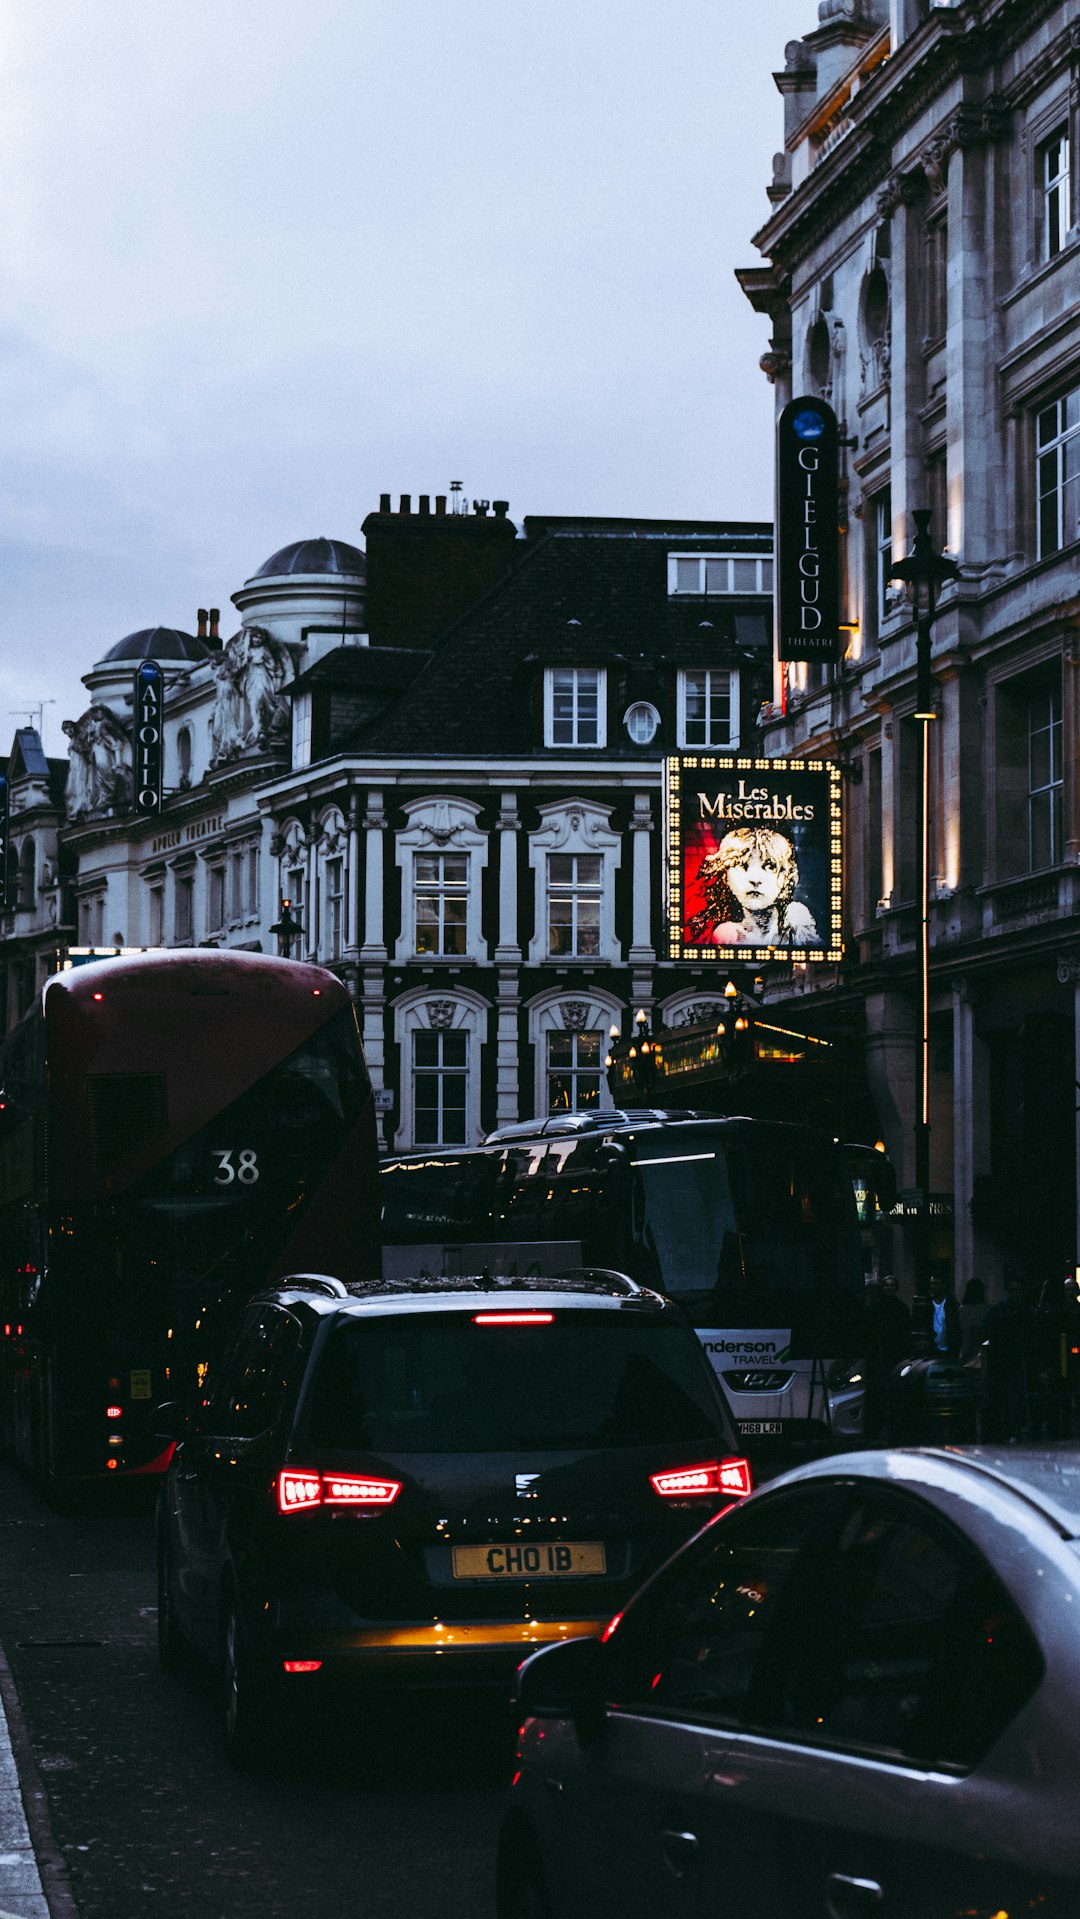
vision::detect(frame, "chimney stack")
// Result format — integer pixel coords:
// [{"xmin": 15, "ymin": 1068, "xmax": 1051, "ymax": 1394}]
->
[
  {"xmin": 197, "ymin": 608, "xmax": 208, "ymax": 639},
  {"xmin": 361, "ymin": 487, "xmax": 516, "ymax": 651}
]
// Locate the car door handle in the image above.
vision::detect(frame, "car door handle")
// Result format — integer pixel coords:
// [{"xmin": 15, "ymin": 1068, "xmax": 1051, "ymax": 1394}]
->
[
  {"xmin": 660, "ymin": 1829, "xmax": 699, "ymax": 1877},
  {"xmin": 826, "ymin": 1871, "xmax": 884, "ymax": 1918}
]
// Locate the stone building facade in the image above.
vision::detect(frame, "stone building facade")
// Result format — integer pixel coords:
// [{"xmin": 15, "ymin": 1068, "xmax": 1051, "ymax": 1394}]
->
[
  {"xmin": 10, "ymin": 500, "xmax": 773, "ymax": 1152},
  {"xmin": 740, "ymin": 0, "xmax": 1080, "ymax": 1291},
  {"xmin": 0, "ymin": 730, "xmax": 73, "ymax": 1029}
]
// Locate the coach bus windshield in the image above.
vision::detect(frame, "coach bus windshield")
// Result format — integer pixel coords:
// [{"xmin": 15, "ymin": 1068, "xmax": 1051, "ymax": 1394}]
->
[{"xmin": 630, "ymin": 1124, "xmax": 861, "ymax": 1323}]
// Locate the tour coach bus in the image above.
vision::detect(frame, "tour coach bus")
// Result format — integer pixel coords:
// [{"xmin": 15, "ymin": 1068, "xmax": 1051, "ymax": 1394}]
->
[
  {"xmin": 380, "ymin": 1112, "xmax": 870, "ymax": 1453},
  {"xmin": 0, "ymin": 950, "xmax": 378, "ymax": 1484}
]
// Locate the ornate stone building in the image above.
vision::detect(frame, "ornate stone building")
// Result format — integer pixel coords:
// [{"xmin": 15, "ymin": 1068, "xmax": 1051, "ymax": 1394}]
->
[
  {"xmin": 17, "ymin": 499, "xmax": 773, "ymax": 1152},
  {"xmin": 0, "ymin": 729, "xmax": 73, "ymax": 1028},
  {"xmin": 740, "ymin": 0, "xmax": 1080, "ymax": 1291}
]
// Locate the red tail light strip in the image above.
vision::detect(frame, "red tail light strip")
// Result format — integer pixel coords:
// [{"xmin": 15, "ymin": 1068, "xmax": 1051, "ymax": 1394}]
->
[
  {"xmin": 472, "ymin": 1312, "xmax": 554, "ymax": 1326},
  {"xmin": 650, "ymin": 1458, "xmax": 753, "ymax": 1499},
  {"xmin": 277, "ymin": 1469, "xmax": 402, "ymax": 1514}
]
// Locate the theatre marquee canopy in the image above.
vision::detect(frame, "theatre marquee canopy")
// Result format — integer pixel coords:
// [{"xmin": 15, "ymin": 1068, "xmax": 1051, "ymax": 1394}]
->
[{"xmin": 665, "ymin": 754, "xmax": 842, "ymax": 964}]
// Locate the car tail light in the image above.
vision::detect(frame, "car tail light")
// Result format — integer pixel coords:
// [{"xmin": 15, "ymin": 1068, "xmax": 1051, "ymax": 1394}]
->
[
  {"xmin": 277, "ymin": 1469, "xmax": 401, "ymax": 1514},
  {"xmin": 283, "ymin": 1660, "xmax": 323, "ymax": 1673},
  {"xmin": 323, "ymin": 1473, "xmax": 401, "ymax": 1506},
  {"xmin": 650, "ymin": 1458, "xmax": 753, "ymax": 1499},
  {"xmin": 472, "ymin": 1312, "xmax": 554, "ymax": 1326}
]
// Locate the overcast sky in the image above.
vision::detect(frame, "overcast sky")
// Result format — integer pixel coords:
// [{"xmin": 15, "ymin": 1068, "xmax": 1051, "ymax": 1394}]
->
[{"xmin": 1, "ymin": 0, "xmax": 812, "ymax": 756}]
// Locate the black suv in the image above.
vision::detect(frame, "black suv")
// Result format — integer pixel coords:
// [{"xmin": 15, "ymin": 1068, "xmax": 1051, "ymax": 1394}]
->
[{"xmin": 155, "ymin": 1272, "xmax": 751, "ymax": 1765}]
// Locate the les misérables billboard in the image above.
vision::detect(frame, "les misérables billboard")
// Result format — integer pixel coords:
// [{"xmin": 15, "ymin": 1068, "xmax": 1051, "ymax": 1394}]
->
[{"xmin": 665, "ymin": 755, "xmax": 843, "ymax": 964}]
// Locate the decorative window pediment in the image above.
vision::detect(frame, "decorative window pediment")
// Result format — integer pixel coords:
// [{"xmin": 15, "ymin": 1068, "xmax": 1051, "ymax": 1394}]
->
[
  {"xmin": 527, "ymin": 799, "xmax": 621, "ymax": 966},
  {"xmin": 394, "ymin": 797, "xmax": 489, "ymax": 964}
]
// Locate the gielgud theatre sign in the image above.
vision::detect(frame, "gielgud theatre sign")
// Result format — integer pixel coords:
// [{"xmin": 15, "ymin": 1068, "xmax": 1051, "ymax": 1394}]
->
[{"xmin": 665, "ymin": 755, "xmax": 843, "ymax": 963}]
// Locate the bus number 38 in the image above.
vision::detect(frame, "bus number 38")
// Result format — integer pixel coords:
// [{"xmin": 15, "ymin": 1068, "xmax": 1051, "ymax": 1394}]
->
[{"xmin": 211, "ymin": 1148, "xmax": 261, "ymax": 1186}]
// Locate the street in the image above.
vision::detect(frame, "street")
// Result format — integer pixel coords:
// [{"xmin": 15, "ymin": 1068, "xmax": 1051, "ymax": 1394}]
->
[{"xmin": 0, "ymin": 1461, "xmax": 504, "ymax": 1919}]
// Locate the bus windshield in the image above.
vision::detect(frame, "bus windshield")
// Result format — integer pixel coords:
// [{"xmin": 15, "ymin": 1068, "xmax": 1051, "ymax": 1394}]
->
[{"xmin": 630, "ymin": 1123, "xmax": 862, "ymax": 1325}]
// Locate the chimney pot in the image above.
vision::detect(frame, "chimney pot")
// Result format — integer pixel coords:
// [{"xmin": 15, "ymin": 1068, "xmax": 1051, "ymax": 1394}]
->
[
  {"xmin": 435, "ymin": 495, "xmax": 447, "ymax": 515},
  {"xmin": 419, "ymin": 494, "xmax": 430, "ymax": 515},
  {"xmin": 197, "ymin": 608, "xmax": 208, "ymax": 638},
  {"xmin": 379, "ymin": 492, "xmax": 391, "ymax": 513},
  {"xmin": 209, "ymin": 608, "xmax": 220, "ymax": 640},
  {"xmin": 493, "ymin": 500, "xmax": 510, "ymax": 518},
  {"xmin": 399, "ymin": 494, "xmax": 411, "ymax": 515}
]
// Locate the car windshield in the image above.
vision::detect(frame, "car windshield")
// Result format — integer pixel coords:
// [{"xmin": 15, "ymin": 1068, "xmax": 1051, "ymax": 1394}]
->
[{"xmin": 302, "ymin": 1310, "xmax": 727, "ymax": 1453}]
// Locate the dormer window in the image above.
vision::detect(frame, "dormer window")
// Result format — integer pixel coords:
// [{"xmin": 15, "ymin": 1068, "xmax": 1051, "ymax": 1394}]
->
[
  {"xmin": 668, "ymin": 554, "xmax": 773, "ymax": 596},
  {"xmin": 544, "ymin": 668, "xmax": 606, "ymax": 748},
  {"xmin": 677, "ymin": 668, "xmax": 740, "ymax": 749}
]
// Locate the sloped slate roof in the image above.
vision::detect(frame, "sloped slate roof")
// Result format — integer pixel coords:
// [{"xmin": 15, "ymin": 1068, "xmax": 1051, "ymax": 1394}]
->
[{"xmin": 363, "ymin": 526, "xmax": 772, "ymax": 755}]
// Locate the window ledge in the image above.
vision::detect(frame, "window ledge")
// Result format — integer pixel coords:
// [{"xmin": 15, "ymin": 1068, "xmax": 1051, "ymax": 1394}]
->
[{"xmin": 1001, "ymin": 235, "xmax": 1080, "ymax": 312}]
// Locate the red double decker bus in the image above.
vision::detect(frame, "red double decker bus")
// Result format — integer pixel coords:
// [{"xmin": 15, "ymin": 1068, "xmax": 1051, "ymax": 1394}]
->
[{"xmin": 0, "ymin": 950, "xmax": 378, "ymax": 1485}]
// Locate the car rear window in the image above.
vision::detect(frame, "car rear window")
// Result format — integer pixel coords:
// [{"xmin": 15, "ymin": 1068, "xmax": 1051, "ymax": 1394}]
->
[{"xmin": 302, "ymin": 1310, "xmax": 728, "ymax": 1453}]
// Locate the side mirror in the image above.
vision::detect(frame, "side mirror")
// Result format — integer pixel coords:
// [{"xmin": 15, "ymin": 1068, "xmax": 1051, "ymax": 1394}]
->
[
  {"xmin": 516, "ymin": 1635, "xmax": 604, "ymax": 1737},
  {"xmin": 154, "ymin": 1401, "xmax": 188, "ymax": 1443}
]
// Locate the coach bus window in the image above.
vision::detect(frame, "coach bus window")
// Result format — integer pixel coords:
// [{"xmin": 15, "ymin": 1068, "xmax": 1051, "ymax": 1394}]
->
[
  {"xmin": 630, "ymin": 1136, "xmax": 741, "ymax": 1304},
  {"xmin": 735, "ymin": 1128, "xmax": 861, "ymax": 1311}
]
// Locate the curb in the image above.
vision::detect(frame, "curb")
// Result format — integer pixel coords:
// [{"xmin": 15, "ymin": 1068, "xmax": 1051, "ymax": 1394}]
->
[{"xmin": 0, "ymin": 1641, "xmax": 80, "ymax": 1919}]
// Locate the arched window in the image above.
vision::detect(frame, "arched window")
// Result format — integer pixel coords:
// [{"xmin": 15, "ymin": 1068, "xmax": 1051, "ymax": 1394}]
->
[
  {"xmin": 392, "ymin": 989, "xmax": 488, "ymax": 1150},
  {"xmin": 17, "ymin": 841, "xmax": 36, "ymax": 913},
  {"xmin": 527, "ymin": 798, "xmax": 621, "ymax": 965},
  {"xmin": 177, "ymin": 726, "xmax": 192, "ymax": 789},
  {"xmin": 807, "ymin": 315, "xmax": 832, "ymax": 396},
  {"xmin": 317, "ymin": 807, "xmax": 349, "ymax": 962},
  {"xmin": 394, "ymin": 798, "xmax": 488, "ymax": 964},
  {"xmin": 526, "ymin": 987, "xmax": 622, "ymax": 1119}
]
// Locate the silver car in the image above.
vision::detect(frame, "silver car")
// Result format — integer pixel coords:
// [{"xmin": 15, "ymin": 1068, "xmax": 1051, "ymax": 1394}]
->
[{"xmin": 498, "ymin": 1447, "xmax": 1080, "ymax": 1918}]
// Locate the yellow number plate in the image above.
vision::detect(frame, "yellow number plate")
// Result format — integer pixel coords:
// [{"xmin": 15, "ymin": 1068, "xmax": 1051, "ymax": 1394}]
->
[{"xmin": 452, "ymin": 1541, "xmax": 606, "ymax": 1580}]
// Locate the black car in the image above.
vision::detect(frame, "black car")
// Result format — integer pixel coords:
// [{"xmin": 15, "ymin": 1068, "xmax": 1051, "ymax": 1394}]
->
[{"xmin": 155, "ymin": 1271, "xmax": 751, "ymax": 1766}]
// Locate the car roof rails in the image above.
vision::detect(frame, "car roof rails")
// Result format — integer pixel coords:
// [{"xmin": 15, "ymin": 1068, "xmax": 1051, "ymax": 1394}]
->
[{"xmin": 280, "ymin": 1274, "xmax": 349, "ymax": 1299}]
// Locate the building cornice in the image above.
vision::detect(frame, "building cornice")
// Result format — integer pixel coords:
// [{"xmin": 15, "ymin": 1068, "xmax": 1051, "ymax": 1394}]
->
[{"xmin": 751, "ymin": 0, "xmax": 1059, "ymax": 277}]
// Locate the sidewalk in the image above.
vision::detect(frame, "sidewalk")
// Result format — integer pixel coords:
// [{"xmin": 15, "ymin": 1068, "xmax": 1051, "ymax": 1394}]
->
[{"xmin": 0, "ymin": 1644, "xmax": 55, "ymax": 1919}]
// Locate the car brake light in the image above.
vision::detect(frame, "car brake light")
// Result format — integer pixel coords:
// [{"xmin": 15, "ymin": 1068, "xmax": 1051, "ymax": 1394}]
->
[
  {"xmin": 283, "ymin": 1660, "xmax": 323, "ymax": 1673},
  {"xmin": 472, "ymin": 1312, "xmax": 554, "ymax": 1326},
  {"xmin": 324, "ymin": 1473, "xmax": 401, "ymax": 1505},
  {"xmin": 650, "ymin": 1458, "xmax": 753, "ymax": 1499},
  {"xmin": 277, "ymin": 1469, "xmax": 402, "ymax": 1514}
]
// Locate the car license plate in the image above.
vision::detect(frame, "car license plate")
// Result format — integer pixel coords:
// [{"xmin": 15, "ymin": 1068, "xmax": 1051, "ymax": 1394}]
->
[
  {"xmin": 452, "ymin": 1542, "xmax": 606, "ymax": 1580},
  {"xmin": 739, "ymin": 1420, "xmax": 784, "ymax": 1436}
]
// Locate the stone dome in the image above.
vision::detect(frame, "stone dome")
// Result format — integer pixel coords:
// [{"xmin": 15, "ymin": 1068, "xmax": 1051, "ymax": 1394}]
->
[
  {"xmin": 249, "ymin": 537, "xmax": 366, "ymax": 583},
  {"xmin": 100, "ymin": 625, "xmax": 214, "ymax": 664}
]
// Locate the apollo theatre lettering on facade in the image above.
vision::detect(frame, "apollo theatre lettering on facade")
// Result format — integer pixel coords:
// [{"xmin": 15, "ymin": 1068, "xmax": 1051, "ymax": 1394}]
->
[{"xmin": 665, "ymin": 754, "xmax": 843, "ymax": 964}]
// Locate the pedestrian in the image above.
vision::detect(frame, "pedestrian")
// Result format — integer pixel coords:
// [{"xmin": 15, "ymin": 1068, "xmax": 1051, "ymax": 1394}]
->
[
  {"xmin": 1031, "ymin": 1275, "xmax": 1080, "ymax": 1439},
  {"xmin": 865, "ymin": 1274, "xmax": 913, "ymax": 1444},
  {"xmin": 982, "ymin": 1273, "xmax": 1035, "ymax": 1442},
  {"xmin": 928, "ymin": 1271, "xmax": 962, "ymax": 1363},
  {"xmin": 958, "ymin": 1277, "xmax": 987, "ymax": 1365}
]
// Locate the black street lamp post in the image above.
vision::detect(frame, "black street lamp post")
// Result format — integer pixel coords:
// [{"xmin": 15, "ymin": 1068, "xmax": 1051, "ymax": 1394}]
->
[{"xmin": 889, "ymin": 510, "xmax": 960, "ymax": 1336}]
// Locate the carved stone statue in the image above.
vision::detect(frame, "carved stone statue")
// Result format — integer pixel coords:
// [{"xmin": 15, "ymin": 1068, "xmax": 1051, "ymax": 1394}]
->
[
  {"xmin": 62, "ymin": 716, "xmax": 94, "ymax": 819},
  {"xmin": 87, "ymin": 704, "xmax": 131, "ymax": 809},
  {"xmin": 209, "ymin": 626, "xmax": 291, "ymax": 763},
  {"xmin": 239, "ymin": 626, "xmax": 291, "ymax": 749},
  {"xmin": 63, "ymin": 705, "xmax": 132, "ymax": 818},
  {"xmin": 210, "ymin": 646, "xmax": 245, "ymax": 765}
]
